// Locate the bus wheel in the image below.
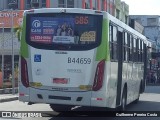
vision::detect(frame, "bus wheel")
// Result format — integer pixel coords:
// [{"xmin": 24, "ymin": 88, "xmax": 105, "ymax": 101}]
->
[
  {"xmin": 134, "ymin": 83, "xmax": 141, "ymax": 104},
  {"xmin": 50, "ymin": 104, "xmax": 72, "ymax": 112},
  {"xmin": 120, "ymin": 88, "xmax": 127, "ymax": 111},
  {"xmin": 134, "ymin": 94, "xmax": 140, "ymax": 104}
]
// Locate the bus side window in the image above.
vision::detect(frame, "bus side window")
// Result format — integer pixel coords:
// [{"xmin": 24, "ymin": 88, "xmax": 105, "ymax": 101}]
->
[
  {"xmin": 139, "ymin": 39, "xmax": 142, "ymax": 62},
  {"xmin": 137, "ymin": 39, "xmax": 141, "ymax": 62},
  {"xmin": 133, "ymin": 37, "xmax": 137, "ymax": 62},
  {"xmin": 128, "ymin": 33, "xmax": 131, "ymax": 62},
  {"xmin": 137, "ymin": 38, "xmax": 142, "ymax": 62},
  {"xmin": 123, "ymin": 32, "xmax": 128, "ymax": 62},
  {"xmin": 141, "ymin": 41, "xmax": 144, "ymax": 62},
  {"xmin": 136, "ymin": 38, "xmax": 140, "ymax": 62},
  {"xmin": 130, "ymin": 35, "xmax": 133, "ymax": 62},
  {"xmin": 110, "ymin": 25, "xmax": 118, "ymax": 61}
]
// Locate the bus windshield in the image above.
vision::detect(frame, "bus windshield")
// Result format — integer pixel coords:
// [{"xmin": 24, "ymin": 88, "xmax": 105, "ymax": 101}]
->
[{"xmin": 26, "ymin": 13, "xmax": 103, "ymax": 50}]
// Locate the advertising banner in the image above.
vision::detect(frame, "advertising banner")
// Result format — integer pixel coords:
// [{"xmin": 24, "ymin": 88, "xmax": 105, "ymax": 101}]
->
[
  {"xmin": 30, "ymin": 17, "xmax": 75, "ymax": 44},
  {"xmin": 28, "ymin": 14, "xmax": 100, "ymax": 45}
]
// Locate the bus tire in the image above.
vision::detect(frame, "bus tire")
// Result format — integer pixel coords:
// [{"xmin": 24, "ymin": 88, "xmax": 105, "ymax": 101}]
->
[
  {"xmin": 50, "ymin": 104, "xmax": 72, "ymax": 112},
  {"xmin": 119, "ymin": 87, "xmax": 127, "ymax": 111},
  {"xmin": 134, "ymin": 94, "xmax": 140, "ymax": 104},
  {"xmin": 134, "ymin": 82, "xmax": 141, "ymax": 104}
]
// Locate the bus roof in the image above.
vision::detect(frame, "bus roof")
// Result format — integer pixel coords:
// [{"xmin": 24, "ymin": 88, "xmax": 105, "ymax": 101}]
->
[
  {"xmin": 23, "ymin": 8, "xmax": 148, "ymax": 44},
  {"xmin": 106, "ymin": 12, "xmax": 147, "ymax": 43}
]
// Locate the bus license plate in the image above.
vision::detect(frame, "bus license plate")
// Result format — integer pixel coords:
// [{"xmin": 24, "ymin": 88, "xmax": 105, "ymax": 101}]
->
[{"xmin": 53, "ymin": 78, "xmax": 69, "ymax": 84}]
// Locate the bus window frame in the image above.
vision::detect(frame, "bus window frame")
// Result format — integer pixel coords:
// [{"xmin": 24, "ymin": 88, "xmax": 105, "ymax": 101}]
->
[{"xmin": 109, "ymin": 24, "xmax": 118, "ymax": 62}]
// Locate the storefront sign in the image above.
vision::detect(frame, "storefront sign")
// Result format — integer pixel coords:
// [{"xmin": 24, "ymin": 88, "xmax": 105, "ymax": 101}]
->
[{"xmin": 0, "ymin": 10, "xmax": 24, "ymax": 28}]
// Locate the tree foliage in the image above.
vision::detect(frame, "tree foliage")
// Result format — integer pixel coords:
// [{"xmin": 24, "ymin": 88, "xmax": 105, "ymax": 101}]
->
[{"xmin": 13, "ymin": 26, "xmax": 22, "ymax": 41}]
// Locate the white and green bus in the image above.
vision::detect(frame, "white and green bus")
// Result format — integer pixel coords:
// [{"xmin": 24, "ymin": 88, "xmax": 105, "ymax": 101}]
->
[{"xmin": 19, "ymin": 8, "xmax": 150, "ymax": 111}]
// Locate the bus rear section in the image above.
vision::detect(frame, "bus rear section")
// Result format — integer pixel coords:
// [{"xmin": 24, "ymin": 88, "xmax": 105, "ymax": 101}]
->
[{"xmin": 19, "ymin": 9, "xmax": 109, "ymax": 110}]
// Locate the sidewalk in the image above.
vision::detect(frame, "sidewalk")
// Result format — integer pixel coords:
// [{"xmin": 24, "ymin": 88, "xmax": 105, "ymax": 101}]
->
[{"xmin": 0, "ymin": 88, "xmax": 18, "ymax": 103}]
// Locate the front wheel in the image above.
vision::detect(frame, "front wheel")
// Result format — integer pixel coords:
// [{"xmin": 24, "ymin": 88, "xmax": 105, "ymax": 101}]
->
[{"xmin": 134, "ymin": 83, "xmax": 141, "ymax": 104}]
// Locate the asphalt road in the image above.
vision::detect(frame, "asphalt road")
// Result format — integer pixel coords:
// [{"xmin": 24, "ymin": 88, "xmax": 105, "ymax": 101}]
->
[{"xmin": 0, "ymin": 86, "xmax": 160, "ymax": 120}]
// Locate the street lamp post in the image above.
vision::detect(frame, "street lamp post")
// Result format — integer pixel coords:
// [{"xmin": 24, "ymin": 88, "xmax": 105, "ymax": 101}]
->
[
  {"xmin": 0, "ymin": 22, "xmax": 4, "ymax": 89},
  {"xmin": 11, "ymin": 9, "xmax": 15, "ymax": 94}
]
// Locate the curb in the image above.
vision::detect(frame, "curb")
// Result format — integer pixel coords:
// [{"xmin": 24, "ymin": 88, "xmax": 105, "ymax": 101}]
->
[
  {"xmin": 0, "ymin": 88, "xmax": 18, "ymax": 103},
  {"xmin": 147, "ymin": 84, "xmax": 160, "ymax": 86},
  {"xmin": 0, "ymin": 88, "xmax": 18, "ymax": 94},
  {"xmin": 0, "ymin": 96, "xmax": 18, "ymax": 103}
]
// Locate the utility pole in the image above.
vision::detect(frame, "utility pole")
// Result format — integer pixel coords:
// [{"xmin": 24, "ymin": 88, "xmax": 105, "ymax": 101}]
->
[
  {"xmin": 11, "ymin": 9, "xmax": 15, "ymax": 94},
  {"xmin": 0, "ymin": 21, "xmax": 4, "ymax": 89}
]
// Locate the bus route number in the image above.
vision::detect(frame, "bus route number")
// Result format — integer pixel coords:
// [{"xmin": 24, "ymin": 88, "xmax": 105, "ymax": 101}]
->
[
  {"xmin": 75, "ymin": 16, "xmax": 89, "ymax": 25},
  {"xmin": 68, "ymin": 57, "xmax": 91, "ymax": 64}
]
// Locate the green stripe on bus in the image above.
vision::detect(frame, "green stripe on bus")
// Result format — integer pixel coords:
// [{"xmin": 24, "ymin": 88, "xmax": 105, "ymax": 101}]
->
[
  {"xmin": 20, "ymin": 16, "xmax": 29, "ymax": 58},
  {"xmin": 96, "ymin": 19, "xmax": 110, "ymax": 61}
]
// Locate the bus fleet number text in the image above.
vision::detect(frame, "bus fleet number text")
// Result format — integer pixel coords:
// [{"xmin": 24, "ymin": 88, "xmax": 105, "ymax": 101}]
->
[{"xmin": 68, "ymin": 57, "xmax": 91, "ymax": 64}]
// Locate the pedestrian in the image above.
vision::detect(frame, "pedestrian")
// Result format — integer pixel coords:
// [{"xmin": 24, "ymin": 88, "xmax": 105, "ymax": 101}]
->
[
  {"xmin": 147, "ymin": 74, "xmax": 151, "ymax": 84},
  {"xmin": 153, "ymin": 75, "xmax": 156, "ymax": 84},
  {"xmin": 151, "ymin": 73, "xmax": 154, "ymax": 84},
  {"xmin": 151, "ymin": 73, "xmax": 157, "ymax": 84}
]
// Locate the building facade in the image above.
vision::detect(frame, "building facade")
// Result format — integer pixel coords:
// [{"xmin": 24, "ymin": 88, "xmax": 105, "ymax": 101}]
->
[
  {"xmin": 0, "ymin": 10, "xmax": 22, "ymax": 83},
  {"xmin": 0, "ymin": 0, "xmax": 129, "ymax": 23}
]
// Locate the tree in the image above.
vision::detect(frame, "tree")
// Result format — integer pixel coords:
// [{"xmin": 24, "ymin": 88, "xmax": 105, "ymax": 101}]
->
[{"xmin": 13, "ymin": 26, "xmax": 22, "ymax": 41}]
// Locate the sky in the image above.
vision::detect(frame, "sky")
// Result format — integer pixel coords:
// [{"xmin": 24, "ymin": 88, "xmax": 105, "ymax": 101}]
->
[{"xmin": 122, "ymin": 0, "xmax": 160, "ymax": 15}]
